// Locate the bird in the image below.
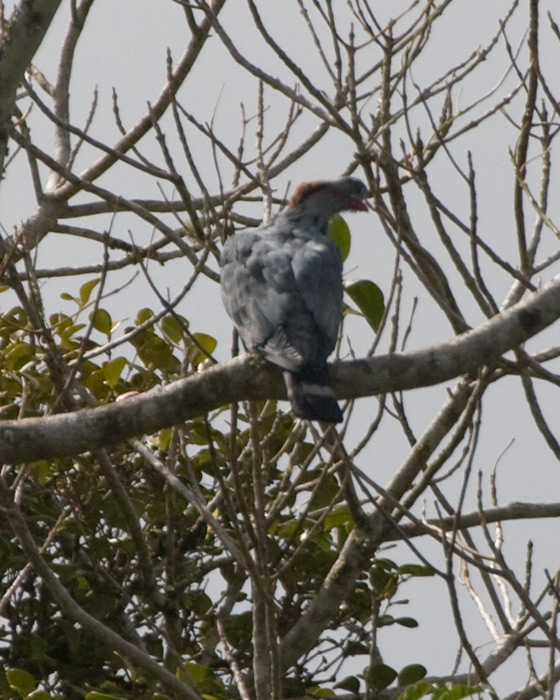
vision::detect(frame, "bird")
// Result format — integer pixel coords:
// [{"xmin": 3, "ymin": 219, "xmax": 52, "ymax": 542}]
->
[{"xmin": 219, "ymin": 177, "xmax": 370, "ymax": 423}]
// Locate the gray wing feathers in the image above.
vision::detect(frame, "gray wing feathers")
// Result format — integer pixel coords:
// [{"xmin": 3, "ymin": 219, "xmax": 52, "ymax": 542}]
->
[
  {"xmin": 220, "ymin": 231, "xmax": 342, "ymax": 373},
  {"xmin": 291, "ymin": 240, "xmax": 342, "ymax": 347}
]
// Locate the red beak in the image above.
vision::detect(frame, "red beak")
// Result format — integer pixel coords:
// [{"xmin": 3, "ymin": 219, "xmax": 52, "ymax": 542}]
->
[{"xmin": 351, "ymin": 199, "xmax": 372, "ymax": 212}]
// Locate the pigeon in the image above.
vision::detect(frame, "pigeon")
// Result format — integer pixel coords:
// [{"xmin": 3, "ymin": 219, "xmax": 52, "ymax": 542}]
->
[{"xmin": 220, "ymin": 177, "xmax": 370, "ymax": 423}]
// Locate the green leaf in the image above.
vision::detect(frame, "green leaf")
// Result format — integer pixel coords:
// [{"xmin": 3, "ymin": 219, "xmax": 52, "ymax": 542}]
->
[
  {"xmin": 375, "ymin": 558, "xmax": 398, "ymax": 570},
  {"xmin": 395, "ymin": 616, "xmax": 419, "ymax": 628},
  {"xmin": 59, "ymin": 322, "xmax": 86, "ymax": 342},
  {"xmin": 271, "ymin": 518, "xmax": 305, "ymax": 539},
  {"xmin": 136, "ymin": 308, "xmax": 154, "ymax": 325},
  {"xmin": 328, "ymin": 214, "xmax": 351, "ymax": 261},
  {"xmin": 397, "ymin": 680, "xmax": 436, "ymax": 700},
  {"xmin": 370, "ymin": 566, "xmax": 391, "ymax": 594},
  {"xmin": 183, "ymin": 590, "xmax": 213, "ymax": 615},
  {"xmin": 50, "ymin": 313, "xmax": 73, "ymax": 332},
  {"xmin": 6, "ymin": 668, "xmax": 37, "ymax": 697},
  {"xmin": 29, "ymin": 460, "xmax": 55, "ymax": 485},
  {"xmin": 343, "ymin": 640, "xmax": 370, "ymax": 656},
  {"xmin": 189, "ymin": 333, "xmax": 217, "ymax": 367},
  {"xmin": 222, "ymin": 611, "xmax": 252, "ymax": 649},
  {"xmin": 161, "ymin": 314, "xmax": 187, "ymax": 343},
  {"xmin": 134, "ymin": 331, "xmax": 179, "ymax": 372},
  {"xmin": 398, "ymin": 564, "xmax": 436, "ymax": 577},
  {"xmin": 377, "ymin": 614, "xmax": 396, "ymax": 627},
  {"xmin": 309, "ymin": 473, "xmax": 341, "ymax": 510},
  {"xmin": 157, "ymin": 427, "xmax": 173, "ymax": 451},
  {"xmin": 306, "ymin": 686, "xmax": 336, "ymax": 697},
  {"xmin": 79, "ymin": 278, "xmax": 100, "ymax": 306},
  {"xmin": 5, "ymin": 342, "xmax": 33, "ymax": 370},
  {"xmin": 85, "ymin": 693, "xmax": 120, "ymax": 700},
  {"xmin": 398, "ymin": 664, "xmax": 427, "ymax": 686},
  {"xmin": 103, "ymin": 357, "xmax": 127, "ymax": 388},
  {"xmin": 344, "ymin": 279, "xmax": 385, "ymax": 332},
  {"xmin": 370, "ymin": 564, "xmax": 399, "ymax": 599},
  {"xmin": 179, "ymin": 661, "xmax": 219, "ymax": 693},
  {"xmin": 85, "ymin": 368, "xmax": 107, "ymax": 397},
  {"xmin": 334, "ymin": 675, "xmax": 361, "ymax": 694},
  {"xmin": 323, "ymin": 505, "xmax": 353, "ymax": 532},
  {"xmin": 26, "ymin": 633, "xmax": 48, "ymax": 661},
  {"xmin": 434, "ymin": 685, "xmax": 482, "ymax": 700},
  {"xmin": 91, "ymin": 308, "xmax": 112, "ymax": 335},
  {"xmin": 27, "ymin": 690, "xmax": 53, "ymax": 700},
  {"xmin": 367, "ymin": 663, "xmax": 397, "ymax": 690}
]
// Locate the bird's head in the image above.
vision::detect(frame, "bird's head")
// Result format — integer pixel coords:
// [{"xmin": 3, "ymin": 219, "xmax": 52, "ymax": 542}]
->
[{"xmin": 288, "ymin": 177, "xmax": 371, "ymax": 218}]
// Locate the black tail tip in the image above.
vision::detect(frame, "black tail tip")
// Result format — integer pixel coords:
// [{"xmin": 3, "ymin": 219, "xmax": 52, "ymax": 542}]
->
[
  {"xmin": 283, "ymin": 369, "xmax": 343, "ymax": 423},
  {"xmin": 291, "ymin": 396, "xmax": 343, "ymax": 423}
]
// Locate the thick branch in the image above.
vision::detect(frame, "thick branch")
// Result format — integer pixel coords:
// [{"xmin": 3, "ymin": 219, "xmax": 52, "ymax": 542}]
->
[
  {"xmin": 387, "ymin": 501, "xmax": 560, "ymax": 541},
  {"xmin": 0, "ymin": 274, "xmax": 559, "ymax": 463},
  {"xmin": 0, "ymin": 0, "xmax": 62, "ymax": 170}
]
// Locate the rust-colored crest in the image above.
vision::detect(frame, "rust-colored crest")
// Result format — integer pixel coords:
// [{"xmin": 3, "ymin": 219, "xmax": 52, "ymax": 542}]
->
[{"xmin": 287, "ymin": 180, "xmax": 329, "ymax": 208}]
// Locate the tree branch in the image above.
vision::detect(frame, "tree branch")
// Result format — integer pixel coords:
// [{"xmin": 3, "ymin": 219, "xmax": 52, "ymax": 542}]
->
[
  {"xmin": 0, "ymin": 0, "xmax": 63, "ymax": 170},
  {"xmin": 386, "ymin": 501, "xmax": 560, "ymax": 542},
  {"xmin": 0, "ymin": 273, "xmax": 559, "ymax": 463}
]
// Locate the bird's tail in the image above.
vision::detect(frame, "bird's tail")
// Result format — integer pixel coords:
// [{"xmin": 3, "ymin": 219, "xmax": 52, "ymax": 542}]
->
[{"xmin": 283, "ymin": 366, "xmax": 343, "ymax": 423}]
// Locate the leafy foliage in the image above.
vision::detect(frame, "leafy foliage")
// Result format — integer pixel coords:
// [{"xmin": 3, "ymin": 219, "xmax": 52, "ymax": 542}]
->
[
  {"xmin": 3, "ymin": 0, "xmax": 560, "ymax": 699},
  {"xmin": 0, "ymin": 261, "xmax": 430, "ymax": 699}
]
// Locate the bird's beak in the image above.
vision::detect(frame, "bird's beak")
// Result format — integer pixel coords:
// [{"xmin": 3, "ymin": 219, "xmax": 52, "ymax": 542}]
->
[
  {"xmin": 352, "ymin": 199, "xmax": 372, "ymax": 212},
  {"xmin": 358, "ymin": 199, "xmax": 374, "ymax": 212}
]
